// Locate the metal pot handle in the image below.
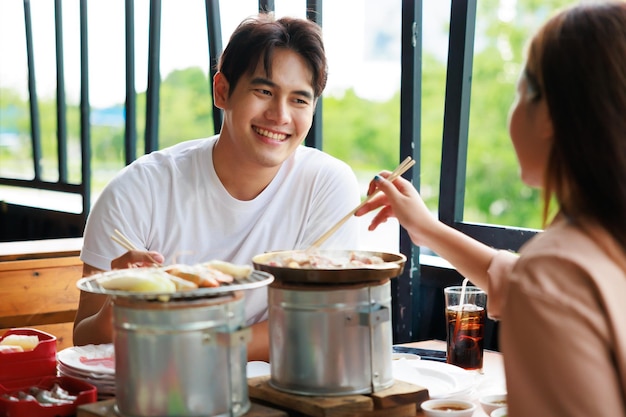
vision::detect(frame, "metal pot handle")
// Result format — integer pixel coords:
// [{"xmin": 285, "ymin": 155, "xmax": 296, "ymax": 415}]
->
[{"xmin": 344, "ymin": 304, "xmax": 390, "ymax": 327}]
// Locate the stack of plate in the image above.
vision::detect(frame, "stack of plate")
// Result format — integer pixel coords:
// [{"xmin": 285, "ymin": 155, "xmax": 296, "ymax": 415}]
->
[{"xmin": 57, "ymin": 344, "xmax": 115, "ymax": 399}]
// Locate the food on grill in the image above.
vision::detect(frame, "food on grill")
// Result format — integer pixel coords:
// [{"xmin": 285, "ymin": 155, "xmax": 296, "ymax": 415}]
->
[
  {"xmin": 94, "ymin": 260, "xmax": 253, "ymax": 293},
  {"xmin": 264, "ymin": 251, "xmax": 386, "ymax": 269},
  {"xmin": 164, "ymin": 273, "xmax": 201, "ymax": 291},
  {"xmin": 164, "ymin": 264, "xmax": 234, "ymax": 287},
  {"xmin": 97, "ymin": 269, "xmax": 177, "ymax": 293},
  {"xmin": 203, "ymin": 260, "xmax": 253, "ymax": 279}
]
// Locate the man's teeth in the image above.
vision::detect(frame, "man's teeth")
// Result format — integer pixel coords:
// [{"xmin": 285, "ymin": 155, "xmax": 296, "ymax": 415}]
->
[{"xmin": 255, "ymin": 127, "xmax": 288, "ymax": 141}]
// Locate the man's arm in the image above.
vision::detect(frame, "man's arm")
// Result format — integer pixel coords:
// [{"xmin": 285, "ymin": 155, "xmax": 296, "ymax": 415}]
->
[
  {"xmin": 73, "ymin": 251, "xmax": 165, "ymax": 346},
  {"xmin": 73, "ymin": 263, "xmax": 114, "ymax": 346}
]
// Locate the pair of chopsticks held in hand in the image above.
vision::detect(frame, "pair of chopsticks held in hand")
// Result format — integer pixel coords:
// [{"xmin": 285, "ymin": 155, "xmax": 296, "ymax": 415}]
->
[
  {"xmin": 308, "ymin": 156, "xmax": 415, "ymax": 250},
  {"xmin": 110, "ymin": 229, "xmax": 162, "ymax": 266}
]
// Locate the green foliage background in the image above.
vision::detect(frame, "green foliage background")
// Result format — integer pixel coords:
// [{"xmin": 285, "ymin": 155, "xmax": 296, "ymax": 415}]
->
[{"xmin": 0, "ymin": 1, "xmax": 575, "ymax": 230}]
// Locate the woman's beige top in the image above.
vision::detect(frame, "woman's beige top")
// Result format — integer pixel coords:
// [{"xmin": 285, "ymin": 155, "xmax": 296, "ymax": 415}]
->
[{"xmin": 487, "ymin": 217, "xmax": 626, "ymax": 417}]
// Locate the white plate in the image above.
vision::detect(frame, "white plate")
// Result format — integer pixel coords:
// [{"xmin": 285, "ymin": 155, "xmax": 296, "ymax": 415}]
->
[
  {"xmin": 57, "ymin": 363, "xmax": 115, "ymax": 380},
  {"xmin": 392, "ymin": 352, "xmax": 421, "ymax": 361},
  {"xmin": 246, "ymin": 361, "xmax": 271, "ymax": 378},
  {"xmin": 57, "ymin": 344, "xmax": 115, "ymax": 375},
  {"xmin": 392, "ymin": 359, "xmax": 475, "ymax": 399}
]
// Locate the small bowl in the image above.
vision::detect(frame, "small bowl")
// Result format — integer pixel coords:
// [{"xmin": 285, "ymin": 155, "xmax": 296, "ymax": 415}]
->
[
  {"xmin": 491, "ymin": 407, "xmax": 508, "ymax": 417},
  {"xmin": 420, "ymin": 399, "xmax": 476, "ymax": 417},
  {"xmin": 479, "ymin": 393, "xmax": 507, "ymax": 415}
]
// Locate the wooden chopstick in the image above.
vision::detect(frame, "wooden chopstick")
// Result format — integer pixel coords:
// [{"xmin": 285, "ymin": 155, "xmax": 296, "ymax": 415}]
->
[
  {"xmin": 307, "ymin": 156, "xmax": 416, "ymax": 251},
  {"xmin": 112, "ymin": 229, "xmax": 137, "ymax": 251},
  {"xmin": 111, "ymin": 229, "xmax": 162, "ymax": 266},
  {"xmin": 111, "ymin": 235, "xmax": 136, "ymax": 252}
]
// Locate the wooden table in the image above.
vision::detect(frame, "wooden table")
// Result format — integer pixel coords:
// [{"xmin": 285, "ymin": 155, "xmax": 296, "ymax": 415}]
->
[
  {"xmin": 0, "ymin": 237, "xmax": 83, "ymax": 350},
  {"xmin": 77, "ymin": 340, "xmax": 506, "ymax": 417},
  {"xmin": 0, "ymin": 237, "xmax": 82, "ymax": 261},
  {"xmin": 406, "ymin": 340, "xmax": 506, "ymax": 417}
]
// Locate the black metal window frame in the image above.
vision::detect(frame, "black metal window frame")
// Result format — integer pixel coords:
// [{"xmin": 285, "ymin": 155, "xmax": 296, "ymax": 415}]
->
[
  {"xmin": 438, "ymin": 0, "xmax": 539, "ymax": 253},
  {"xmin": 399, "ymin": 0, "xmax": 539, "ymax": 347},
  {"xmin": 1, "ymin": 0, "xmax": 540, "ymax": 345},
  {"xmin": 0, "ymin": 0, "xmax": 91, "ymax": 228}
]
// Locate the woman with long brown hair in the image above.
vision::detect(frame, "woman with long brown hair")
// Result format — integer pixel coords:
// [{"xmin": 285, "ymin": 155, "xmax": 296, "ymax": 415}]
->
[{"xmin": 357, "ymin": 2, "xmax": 626, "ymax": 416}]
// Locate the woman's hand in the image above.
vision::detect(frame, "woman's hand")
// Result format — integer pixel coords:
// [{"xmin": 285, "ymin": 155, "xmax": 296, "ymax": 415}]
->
[
  {"xmin": 355, "ymin": 172, "xmax": 436, "ymax": 247},
  {"xmin": 356, "ymin": 171, "xmax": 500, "ymax": 291}
]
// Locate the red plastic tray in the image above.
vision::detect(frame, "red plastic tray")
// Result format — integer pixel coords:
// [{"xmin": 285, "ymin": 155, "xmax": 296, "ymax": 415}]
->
[
  {"xmin": 0, "ymin": 375, "xmax": 97, "ymax": 417},
  {"xmin": 0, "ymin": 328, "xmax": 57, "ymax": 387}
]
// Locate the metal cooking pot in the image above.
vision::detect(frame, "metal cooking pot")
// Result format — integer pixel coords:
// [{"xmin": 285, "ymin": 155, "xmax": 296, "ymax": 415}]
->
[
  {"xmin": 252, "ymin": 249, "xmax": 406, "ymax": 284},
  {"xmin": 253, "ymin": 249, "xmax": 406, "ymax": 396},
  {"xmin": 113, "ymin": 293, "xmax": 250, "ymax": 417},
  {"xmin": 268, "ymin": 280, "xmax": 394, "ymax": 396},
  {"xmin": 77, "ymin": 270, "xmax": 274, "ymax": 417}
]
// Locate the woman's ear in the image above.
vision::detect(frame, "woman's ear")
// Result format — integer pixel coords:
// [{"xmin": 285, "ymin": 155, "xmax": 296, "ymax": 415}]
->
[{"xmin": 213, "ymin": 72, "xmax": 229, "ymax": 109}]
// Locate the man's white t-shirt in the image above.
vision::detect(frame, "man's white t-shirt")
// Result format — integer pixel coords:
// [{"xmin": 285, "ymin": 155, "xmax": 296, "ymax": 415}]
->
[{"xmin": 81, "ymin": 135, "xmax": 362, "ymax": 324}]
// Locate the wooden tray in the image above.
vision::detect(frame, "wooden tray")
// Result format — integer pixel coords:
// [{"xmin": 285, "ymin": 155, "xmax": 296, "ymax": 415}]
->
[{"xmin": 248, "ymin": 376, "xmax": 429, "ymax": 417}]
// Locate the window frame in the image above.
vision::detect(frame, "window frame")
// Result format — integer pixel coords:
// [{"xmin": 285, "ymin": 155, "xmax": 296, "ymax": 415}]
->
[{"xmin": 0, "ymin": 0, "xmax": 540, "ymax": 346}]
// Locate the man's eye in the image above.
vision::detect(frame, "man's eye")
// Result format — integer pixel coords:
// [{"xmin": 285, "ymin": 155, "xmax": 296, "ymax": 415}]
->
[{"xmin": 257, "ymin": 89, "xmax": 272, "ymax": 96}]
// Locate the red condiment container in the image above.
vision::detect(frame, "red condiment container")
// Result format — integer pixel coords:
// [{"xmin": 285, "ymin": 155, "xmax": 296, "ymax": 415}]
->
[
  {"xmin": 0, "ymin": 328, "xmax": 57, "ymax": 388},
  {"xmin": 0, "ymin": 375, "xmax": 97, "ymax": 417}
]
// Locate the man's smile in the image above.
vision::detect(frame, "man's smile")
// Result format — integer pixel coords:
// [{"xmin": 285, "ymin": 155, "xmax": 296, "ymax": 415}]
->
[{"xmin": 253, "ymin": 126, "xmax": 290, "ymax": 142}]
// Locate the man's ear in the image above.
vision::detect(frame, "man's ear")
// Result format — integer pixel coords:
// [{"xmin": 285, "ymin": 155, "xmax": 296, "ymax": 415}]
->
[{"xmin": 213, "ymin": 72, "xmax": 229, "ymax": 109}]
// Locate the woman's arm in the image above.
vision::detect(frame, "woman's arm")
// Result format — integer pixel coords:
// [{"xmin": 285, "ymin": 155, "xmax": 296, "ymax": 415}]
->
[{"xmin": 355, "ymin": 173, "xmax": 498, "ymax": 290}]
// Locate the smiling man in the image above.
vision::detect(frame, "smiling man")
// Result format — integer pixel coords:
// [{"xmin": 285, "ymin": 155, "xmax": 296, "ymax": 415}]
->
[{"xmin": 74, "ymin": 13, "xmax": 361, "ymax": 361}]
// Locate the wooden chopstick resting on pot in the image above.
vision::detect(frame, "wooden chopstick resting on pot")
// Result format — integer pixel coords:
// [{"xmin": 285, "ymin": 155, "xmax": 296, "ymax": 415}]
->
[
  {"xmin": 111, "ymin": 228, "xmax": 162, "ymax": 266},
  {"xmin": 308, "ymin": 156, "xmax": 416, "ymax": 251}
]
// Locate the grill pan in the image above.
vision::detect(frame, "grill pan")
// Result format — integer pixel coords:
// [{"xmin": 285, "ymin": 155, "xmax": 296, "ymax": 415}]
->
[
  {"xmin": 76, "ymin": 268, "xmax": 274, "ymax": 301},
  {"xmin": 252, "ymin": 249, "xmax": 406, "ymax": 284}
]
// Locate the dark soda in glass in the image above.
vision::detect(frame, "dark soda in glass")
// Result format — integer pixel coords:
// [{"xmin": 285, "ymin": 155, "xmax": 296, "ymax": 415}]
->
[{"xmin": 446, "ymin": 305, "xmax": 485, "ymax": 370}]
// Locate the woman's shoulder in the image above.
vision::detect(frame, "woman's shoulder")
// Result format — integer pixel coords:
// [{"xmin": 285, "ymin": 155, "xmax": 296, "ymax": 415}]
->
[
  {"xmin": 522, "ymin": 217, "xmax": 622, "ymax": 262},
  {"xmin": 521, "ymin": 219, "xmax": 594, "ymax": 256},
  {"xmin": 517, "ymin": 217, "xmax": 626, "ymax": 291}
]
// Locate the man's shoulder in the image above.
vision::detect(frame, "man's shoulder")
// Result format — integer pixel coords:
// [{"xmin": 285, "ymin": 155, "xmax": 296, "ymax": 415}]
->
[
  {"xmin": 126, "ymin": 136, "xmax": 217, "ymax": 171},
  {"xmin": 146, "ymin": 136, "xmax": 217, "ymax": 161},
  {"xmin": 294, "ymin": 146, "xmax": 352, "ymax": 172},
  {"xmin": 160, "ymin": 135, "xmax": 218, "ymax": 154}
]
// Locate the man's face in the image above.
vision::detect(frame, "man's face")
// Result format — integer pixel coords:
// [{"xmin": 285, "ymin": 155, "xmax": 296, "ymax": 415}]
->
[{"xmin": 217, "ymin": 48, "xmax": 316, "ymax": 168}]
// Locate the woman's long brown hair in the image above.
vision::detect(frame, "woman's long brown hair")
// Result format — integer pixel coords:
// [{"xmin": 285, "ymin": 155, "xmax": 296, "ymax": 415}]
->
[{"xmin": 524, "ymin": 1, "xmax": 626, "ymax": 252}]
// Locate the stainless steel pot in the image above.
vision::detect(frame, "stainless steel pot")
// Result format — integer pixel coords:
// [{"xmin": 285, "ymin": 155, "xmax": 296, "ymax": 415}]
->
[
  {"xmin": 77, "ymin": 270, "xmax": 274, "ymax": 417},
  {"xmin": 253, "ymin": 249, "xmax": 406, "ymax": 396},
  {"xmin": 268, "ymin": 280, "xmax": 394, "ymax": 396},
  {"xmin": 113, "ymin": 293, "xmax": 249, "ymax": 417}
]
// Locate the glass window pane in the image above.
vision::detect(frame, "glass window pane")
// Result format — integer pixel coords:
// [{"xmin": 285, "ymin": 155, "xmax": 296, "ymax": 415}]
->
[
  {"xmin": 465, "ymin": 0, "xmax": 571, "ymax": 230},
  {"xmin": 0, "ymin": 1, "xmax": 33, "ymax": 181},
  {"xmin": 421, "ymin": 0, "xmax": 450, "ymax": 219},
  {"xmin": 322, "ymin": 0, "xmax": 404, "ymax": 252}
]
